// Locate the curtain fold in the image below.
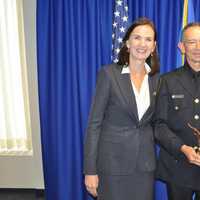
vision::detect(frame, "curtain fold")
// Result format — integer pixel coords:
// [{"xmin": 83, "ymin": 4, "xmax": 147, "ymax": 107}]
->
[
  {"xmin": 37, "ymin": 0, "xmax": 113, "ymax": 199},
  {"xmin": 193, "ymin": 0, "xmax": 200, "ymax": 20},
  {"xmin": 0, "ymin": 0, "xmax": 32, "ymax": 154}
]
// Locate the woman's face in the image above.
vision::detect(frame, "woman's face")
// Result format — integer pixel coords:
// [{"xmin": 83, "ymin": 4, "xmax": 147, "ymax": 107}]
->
[{"xmin": 126, "ymin": 25, "xmax": 156, "ymax": 62}]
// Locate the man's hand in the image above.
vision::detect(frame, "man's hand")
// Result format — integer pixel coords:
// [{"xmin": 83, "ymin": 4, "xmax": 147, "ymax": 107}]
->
[
  {"xmin": 181, "ymin": 145, "xmax": 200, "ymax": 166},
  {"xmin": 85, "ymin": 175, "xmax": 99, "ymax": 197}
]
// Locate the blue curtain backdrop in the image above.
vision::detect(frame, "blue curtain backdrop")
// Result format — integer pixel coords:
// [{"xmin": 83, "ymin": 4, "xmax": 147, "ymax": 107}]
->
[
  {"xmin": 193, "ymin": 0, "xmax": 200, "ymax": 20},
  {"xmin": 37, "ymin": 0, "xmax": 200, "ymax": 200}
]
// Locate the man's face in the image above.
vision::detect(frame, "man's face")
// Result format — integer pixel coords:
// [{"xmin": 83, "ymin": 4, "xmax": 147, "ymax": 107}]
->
[{"xmin": 178, "ymin": 26, "xmax": 200, "ymax": 66}]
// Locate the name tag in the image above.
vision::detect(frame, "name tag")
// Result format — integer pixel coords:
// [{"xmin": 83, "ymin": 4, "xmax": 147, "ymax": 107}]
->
[{"xmin": 171, "ymin": 94, "xmax": 184, "ymax": 99}]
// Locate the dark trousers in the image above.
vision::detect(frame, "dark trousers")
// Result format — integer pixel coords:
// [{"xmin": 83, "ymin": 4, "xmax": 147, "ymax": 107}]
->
[{"xmin": 167, "ymin": 182, "xmax": 200, "ymax": 200}]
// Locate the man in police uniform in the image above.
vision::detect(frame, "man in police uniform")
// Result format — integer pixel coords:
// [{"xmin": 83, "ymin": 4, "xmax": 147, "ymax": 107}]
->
[{"xmin": 155, "ymin": 23, "xmax": 200, "ymax": 200}]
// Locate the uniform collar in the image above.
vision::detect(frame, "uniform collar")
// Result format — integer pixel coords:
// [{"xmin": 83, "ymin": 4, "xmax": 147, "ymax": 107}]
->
[{"xmin": 184, "ymin": 61, "xmax": 200, "ymax": 79}]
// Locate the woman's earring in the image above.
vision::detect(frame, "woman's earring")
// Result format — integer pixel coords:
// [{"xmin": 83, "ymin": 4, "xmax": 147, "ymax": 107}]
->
[
  {"xmin": 127, "ymin": 46, "xmax": 130, "ymax": 52},
  {"xmin": 123, "ymin": 62, "xmax": 128, "ymax": 68}
]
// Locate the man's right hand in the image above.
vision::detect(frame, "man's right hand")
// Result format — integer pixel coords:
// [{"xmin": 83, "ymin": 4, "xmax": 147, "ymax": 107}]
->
[
  {"xmin": 181, "ymin": 145, "xmax": 200, "ymax": 166},
  {"xmin": 85, "ymin": 175, "xmax": 99, "ymax": 197}
]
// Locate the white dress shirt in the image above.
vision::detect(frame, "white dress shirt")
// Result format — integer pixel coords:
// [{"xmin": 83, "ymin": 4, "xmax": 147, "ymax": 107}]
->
[{"xmin": 121, "ymin": 63, "xmax": 151, "ymax": 121}]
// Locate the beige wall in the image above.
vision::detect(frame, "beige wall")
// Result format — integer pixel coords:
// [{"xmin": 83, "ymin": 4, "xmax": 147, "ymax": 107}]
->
[{"xmin": 0, "ymin": 0, "xmax": 44, "ymax": 189}]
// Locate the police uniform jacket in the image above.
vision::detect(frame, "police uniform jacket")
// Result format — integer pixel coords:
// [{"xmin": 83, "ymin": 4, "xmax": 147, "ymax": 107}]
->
[{"xmin": 155, "ymin": 62, "xmax": 200, "ymax": 190}]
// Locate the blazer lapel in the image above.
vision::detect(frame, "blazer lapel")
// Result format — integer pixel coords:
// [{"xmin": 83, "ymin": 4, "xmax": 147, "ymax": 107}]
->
[
  {"xmin": 112, "ymin": 66, "xmax": 139, "ymax": 122},
  {"xmin": 148, "ymin": 75, "xmax": 154, "ymax": 108},
  {"xmin": 139, "ymin": 75, "xmax": 155, "ymax": 124}
]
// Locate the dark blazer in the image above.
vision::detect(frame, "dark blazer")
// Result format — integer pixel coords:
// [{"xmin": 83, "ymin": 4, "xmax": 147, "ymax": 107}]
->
[
  {"xmin": 84, "ymin": 63, "xmax": 159, "ymax": 175},
  {"xmin": 155, "ymin": 64, "xmax": 200, "ymax": 190}
]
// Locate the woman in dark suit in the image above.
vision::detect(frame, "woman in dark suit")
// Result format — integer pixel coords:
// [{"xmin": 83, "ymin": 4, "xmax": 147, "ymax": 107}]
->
[{"xmin": 84, "ymin": 18, "xmax": 159, "ymax": 200}]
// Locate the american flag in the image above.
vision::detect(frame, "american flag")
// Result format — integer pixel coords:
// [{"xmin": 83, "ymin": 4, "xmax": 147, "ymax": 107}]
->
[{"xmin": 112, "ymin": 0, "xmax": 129, "ymax": 63}]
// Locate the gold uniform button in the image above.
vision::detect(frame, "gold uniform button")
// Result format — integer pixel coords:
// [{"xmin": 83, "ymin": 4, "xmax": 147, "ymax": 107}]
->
[
  {"xmin": 194, "ymin": 115, "xmax": 199, "ymax": 120},
  {"xmin": 194, "ymin": 98, "xmax": 200, "ymax": 104}
]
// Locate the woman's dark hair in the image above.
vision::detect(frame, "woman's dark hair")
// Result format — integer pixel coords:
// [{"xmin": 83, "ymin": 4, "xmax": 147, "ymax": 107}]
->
[{"xmin": 117, "ymin": 17, "xmax": 159, "ymax": 75}]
